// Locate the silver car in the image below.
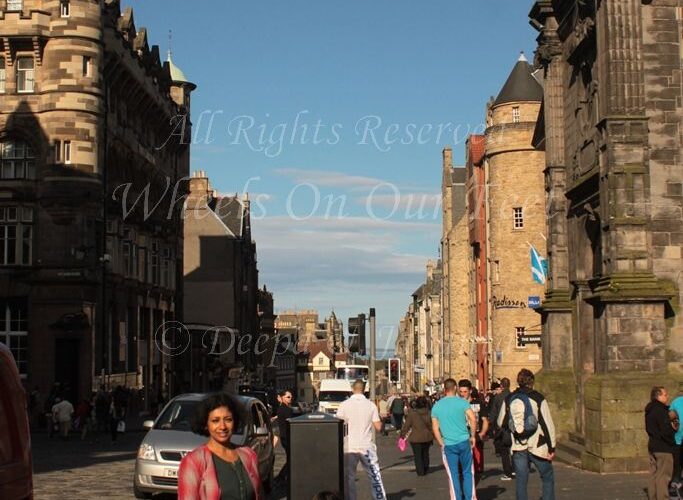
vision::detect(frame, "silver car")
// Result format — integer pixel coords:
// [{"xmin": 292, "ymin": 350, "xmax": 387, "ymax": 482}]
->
[{"xmin": 134, "ymin": 393, "xmax": 275, "ymax": 499}]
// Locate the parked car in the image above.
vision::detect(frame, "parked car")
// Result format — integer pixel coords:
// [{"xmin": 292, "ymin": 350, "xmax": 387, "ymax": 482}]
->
[
  {"xmin": 133, "ymin": 393, "xmax": 274, "ymax": 499},
  {"xmin": 0, "ymin": 342, "xmax": 32, "ymax": 500}
]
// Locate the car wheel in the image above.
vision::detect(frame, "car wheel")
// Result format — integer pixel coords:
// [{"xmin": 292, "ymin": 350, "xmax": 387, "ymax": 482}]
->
[{"xmin": 133, "ymin": 484, "xmax": 153, "ymax": 499}]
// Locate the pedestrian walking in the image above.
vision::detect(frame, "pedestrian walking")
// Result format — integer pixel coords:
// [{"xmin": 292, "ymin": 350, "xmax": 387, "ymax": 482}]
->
[
  {"xmin": 669, "ymin": 392, "xmax": 683, "ymax": 496},
  {"xmin": 389, "ymin": 394, "xmax": 405, "ymax": 432},
  {"xmin": 470, "ymin": 387, "xmax": 490, "ymax": 480},
  {"xmin": 431, "ymin": 378, "xmax": 477, "ymax": 500},
  {"xmin": 74, "ymin": 397, "xmax": 93, "ymax": 441},
  {"xmin": 94, "ymin": 386, "xmax": 109, "ymax": 441},
  {"xmin": 51, "ymin": 396, "xmax": 74, "ymax": 438},
  {"xmin": 273, "ymin": 389, "xmax": 294, "ymax": 488},
  {"xmin": 109, "ymin": 394, "xmax": 126, "ymax": 444},
  {"xmin": 336, "ymin": 379, "xmax": 386, "ymax": 500},
  {"xmin": 400, "ymin": 396, "xmax": 434, "ymax": 476},
  {"xmin": 498, "ymin": 368, "xmax": 556, "ymax": 500},
  {"xmin": 378, "ymin": 395, "xmax": 389, "ymax": 436},
  {"xmin": 489, "ymin": 378, "xmax": 514, "ymax": 480},
  {"xmin": 645, "ymin": 386, "xmax": 676, "ymax": 500},
  {"xmin": 178, "ymin": 393, "xmax": 262, "ymax": 500}
]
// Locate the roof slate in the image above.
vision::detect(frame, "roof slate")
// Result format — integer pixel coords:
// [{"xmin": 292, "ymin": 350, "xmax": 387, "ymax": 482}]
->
[{"xmin": 494, "ymin": 57, "xmax": 543, "ymax": 106}]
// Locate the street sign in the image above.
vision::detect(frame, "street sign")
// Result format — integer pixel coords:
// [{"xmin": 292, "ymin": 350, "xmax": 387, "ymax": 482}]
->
[
  {"xmin": 519, "ymin": 334, "xmax": 542, "ymax": 346},
  {"xmin": 528, "ymin": 296, "xmax": 541, "ymax": 309}
]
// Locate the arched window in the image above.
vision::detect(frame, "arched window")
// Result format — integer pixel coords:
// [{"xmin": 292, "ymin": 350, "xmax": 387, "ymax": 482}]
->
[{"xmin": 1, "ymin": 139, "xmax": 36, "ymax": 179}]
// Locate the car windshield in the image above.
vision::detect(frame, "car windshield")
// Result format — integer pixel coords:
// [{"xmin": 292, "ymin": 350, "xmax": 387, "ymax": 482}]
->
[
  {"xmin": 319, "ymin": 391, "xmax": 351, "ymax": 402},
  {"xmin": 154, "ymin": 399, "xmax": 246, "ymax": 435}
]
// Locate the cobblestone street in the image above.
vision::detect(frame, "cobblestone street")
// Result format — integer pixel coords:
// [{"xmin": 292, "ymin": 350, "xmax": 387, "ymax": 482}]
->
[{"xmin": 33, "ymin": 427, "xmax": 650, "ymax": 500}]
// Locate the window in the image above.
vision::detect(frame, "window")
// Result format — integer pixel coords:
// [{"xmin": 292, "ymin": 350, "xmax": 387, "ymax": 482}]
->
[
  {"xmin": 318, "ymin": 357, "xmax": 324, "ymax": 365},
  {"xmin": 6, "ymin": 0, "xmax": 22, "ymax": 11},
  {"xmin": 16, "ymin": 58, "xmax": 34, "ymax": 93},
  {"xmin": 0, "ymin": 206, "xmax": 33, "ymax": 266},
  {"xmin": 1, "ymin": 140, "xmax": 36, "ymax": 179},
  {"xmin": 0, "ymin": 299, "xmax": 28, "ymax": 376},
  {"xmin": 150, "ymin": 241, "xmax": 159, "ymax": 285},
  {"xmin": 513, "ymin": 207, "xmax": 524, "ymax": 229},
  {"xmin": 54, "ymin": 140, "xmax": 72, "ymax": 164},
  {"xmin": 82, "ymin": 56, "xmax": 91, "ymax": 77},
  {"xmin": 493, "ymin": 260, "xmax": 500, "ymax": 283},
  {"xmin": 60, "ymin": 0, "xmax": 70, "ymax": 17},
  {"xmin": 63, "ymin": 140, "xmax": 71, "ymax": 164},
  {"xmin": 512, "ymin": 106, "xmax": 520, "ymax": 123},
  {"xmin": 0, "ymin": 57, "xmax": 5, "ymax": 93}
]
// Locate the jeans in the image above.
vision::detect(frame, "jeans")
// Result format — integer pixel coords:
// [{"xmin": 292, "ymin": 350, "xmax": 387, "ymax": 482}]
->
[
  {"xmin": 513, "ymin": 450, "xmax": 555, "ymax": 500},
  {"xmin": 442, "ymin": 440, "xmax": 474, "ymax": 500}
]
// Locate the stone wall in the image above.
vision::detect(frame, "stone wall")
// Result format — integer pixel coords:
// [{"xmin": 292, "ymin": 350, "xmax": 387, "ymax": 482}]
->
[{"xmin": 486, "ymin": 101, "xmax": 546, "ymax": 383}]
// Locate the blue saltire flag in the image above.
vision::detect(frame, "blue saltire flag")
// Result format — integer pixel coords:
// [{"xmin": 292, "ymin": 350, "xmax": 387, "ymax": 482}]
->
[{"xmin": 530, "ymin": 245, "xmax": 547, "ymax": 285}]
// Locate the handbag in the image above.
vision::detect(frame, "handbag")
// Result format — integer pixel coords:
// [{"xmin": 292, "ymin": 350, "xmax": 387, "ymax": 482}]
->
[
  {"xmin": 117, "ymin": 420, "xmax": 126, "ymax": 433},
  {"xmin": 397, "ymin": 436, "xmax": 407, "ymax": 452}
]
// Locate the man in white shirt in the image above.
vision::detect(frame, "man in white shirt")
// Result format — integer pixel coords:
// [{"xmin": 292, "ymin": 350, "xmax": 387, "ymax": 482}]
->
[
  {"xmin": 51, "ymin": 397, "xmax": 74, "ymax": 438},
  {"xmin": 336, "ymin": 379, "xmax": 386, "ymax": 500}
]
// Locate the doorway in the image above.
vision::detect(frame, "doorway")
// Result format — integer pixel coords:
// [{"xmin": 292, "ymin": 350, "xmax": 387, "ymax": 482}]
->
[{"xmin": 55, "ymin": 339, "xmax": 80, "ymax": 403}]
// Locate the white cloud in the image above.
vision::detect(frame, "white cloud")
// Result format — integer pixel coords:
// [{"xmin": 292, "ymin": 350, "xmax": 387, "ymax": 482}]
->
[
  {"xmin": 273, "ymin": 168, "xmax": 387, "ymax": 191},
  {"xmin": 252, "ymin": 213, "xmax": 439, "ymax": 351}
]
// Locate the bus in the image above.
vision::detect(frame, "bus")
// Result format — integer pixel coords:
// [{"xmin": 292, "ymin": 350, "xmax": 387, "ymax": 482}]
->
[{"xmin": 335, "ymin": 364, "xmax": 369, "ymax": 382}]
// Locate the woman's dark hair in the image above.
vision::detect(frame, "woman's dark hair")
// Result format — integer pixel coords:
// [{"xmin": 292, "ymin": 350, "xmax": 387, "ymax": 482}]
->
[
  {"xmin": 414, "ymin": 396, "xmax": 430, "ymax": 409},
  {"xmin": 191, "ymin": 393, "xmax": 245, "ymax": 437}
]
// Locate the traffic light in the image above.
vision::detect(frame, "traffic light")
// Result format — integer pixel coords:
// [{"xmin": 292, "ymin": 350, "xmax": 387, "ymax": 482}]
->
[
  {"xmin": 348, "ymin": 314, "xmax": 366, "ymax": 356},
  {"xmin": 389, "ymin": 358, "xmax": 400, "ymax": 383}
]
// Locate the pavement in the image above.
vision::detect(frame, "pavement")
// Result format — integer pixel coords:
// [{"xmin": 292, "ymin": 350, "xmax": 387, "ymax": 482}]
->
[{"xmin": 32, "ymin": 425, "xmax": 650, "ymax": 500}]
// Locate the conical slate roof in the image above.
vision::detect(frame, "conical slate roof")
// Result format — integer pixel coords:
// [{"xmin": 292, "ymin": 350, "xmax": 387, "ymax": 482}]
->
[{"xmin": 493, "ymin": 53, "xmax": 543, "ymax": 106}]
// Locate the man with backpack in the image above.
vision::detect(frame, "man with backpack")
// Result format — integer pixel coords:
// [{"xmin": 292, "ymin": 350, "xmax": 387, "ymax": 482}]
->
[
  {"xmin": 490, "ymin": 377, "xmax": 514, "ymax": 480},
  {"xmin": 497, "ymin": 368, "xmax": 556, "ymax": 500}
]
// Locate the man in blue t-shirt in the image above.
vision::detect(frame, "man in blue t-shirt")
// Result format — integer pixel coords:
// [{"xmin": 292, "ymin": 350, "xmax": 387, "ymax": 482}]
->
[
  {"xmin": 669, "ymin": 395, "xmax": 683, "ymax": 490},
  {"xmin": 432, "ymin": 378, "xmax": 477, "ymax": 499}
]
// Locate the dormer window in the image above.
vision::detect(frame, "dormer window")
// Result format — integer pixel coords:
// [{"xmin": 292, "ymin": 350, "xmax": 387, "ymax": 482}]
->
[
  {"xmin": 7, "ymin": 0, "xmax": 22, "ymax": 12},
  {"xmin": 60, "ymin": 0, "xmax": 70, "ymax": 17},
  {"xmin": 512, "ymin": 106, "xmax": 520, "ymax": 123}
]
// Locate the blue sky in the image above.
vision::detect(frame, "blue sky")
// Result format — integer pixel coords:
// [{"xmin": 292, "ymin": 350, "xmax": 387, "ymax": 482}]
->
[{"xmin": 133, "ymin": 1, "xmax": 538, "ymax": 354}]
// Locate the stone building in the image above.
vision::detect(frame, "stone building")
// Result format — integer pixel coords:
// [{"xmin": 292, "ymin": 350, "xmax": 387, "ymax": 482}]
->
[
  {"xmin": 182, "ymin": 171, "xmax": 263, "ymax": 393},
  {"xmin": 0, "ymin": 0, "xmax": 194, "ymax": 406},
  {"xmin": 530, "ymin": 0, "xmax": 683, "ymax": 472},
  {"xmin": 440, "ymin": 147, "xmax": 471, "ymax": 382},
  {"xmin": 484, "ymin": 54, "xmax": 545, "ymax": 385},
  {"xmin": 396, "ymin": 260, "xmax": 443, "ymax": 393},
  {"xmin": 394, "ymin": 315, "xmax": 413, "ymax": 390},
  {"xmin": 465, "ymin": 135, "xmax": 489, "ymax": 388}
]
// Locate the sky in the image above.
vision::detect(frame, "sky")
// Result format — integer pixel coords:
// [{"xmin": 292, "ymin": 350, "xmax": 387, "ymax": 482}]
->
[{"xmin": 132, "ymin": 1, "xmax": 539, "ymax": 355}]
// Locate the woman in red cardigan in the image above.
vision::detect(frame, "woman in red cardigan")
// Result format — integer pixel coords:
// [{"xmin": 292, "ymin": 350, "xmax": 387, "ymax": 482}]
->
[{"xmin": 178, "ymin": 393, "xmax": 262, "ymax": 500}]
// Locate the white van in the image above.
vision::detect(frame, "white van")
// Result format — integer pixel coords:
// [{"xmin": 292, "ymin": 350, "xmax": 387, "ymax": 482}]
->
[{"xmin": 317, "ymin": 379, "xmax": 353, "ymax": 415}]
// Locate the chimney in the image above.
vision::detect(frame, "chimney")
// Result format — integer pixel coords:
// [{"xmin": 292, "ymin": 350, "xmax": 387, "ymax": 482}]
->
[
  {"xmin": 442, "ymin": 147, "xmax": 453, "ymax": 171},
  {"xmin": 187, "ymin": 169, "xmax": 211, "ymax": 209},
  {"xmin": 426, "ymin": 259, "xmax": 434, "ymax": 280}
]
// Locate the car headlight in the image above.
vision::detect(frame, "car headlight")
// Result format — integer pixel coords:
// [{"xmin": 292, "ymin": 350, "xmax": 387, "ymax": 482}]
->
[{"xmin": 137, "ymin": 443, "xmax": 156, "ymax": 460}]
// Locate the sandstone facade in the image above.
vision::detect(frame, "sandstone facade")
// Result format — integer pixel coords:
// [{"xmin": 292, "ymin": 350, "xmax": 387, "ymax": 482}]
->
[{"xmin": 0, "ymin": 0, "xmax": 194, "ymax": 405}]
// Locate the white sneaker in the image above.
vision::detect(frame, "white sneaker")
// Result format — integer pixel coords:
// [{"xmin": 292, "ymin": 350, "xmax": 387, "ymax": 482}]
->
[{"xmin": 501, "ymin": 475, "xmax": 513, "ymax": 481}]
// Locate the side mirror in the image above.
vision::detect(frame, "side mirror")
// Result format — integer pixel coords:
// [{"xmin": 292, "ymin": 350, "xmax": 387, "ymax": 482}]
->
[
  {"xmin": 255, "ymin": 426, "xmax": 269, "ymax": 437},
  {"xmin": 143, "ymin": 420, "xmax": 155, "ymax": 430}
]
